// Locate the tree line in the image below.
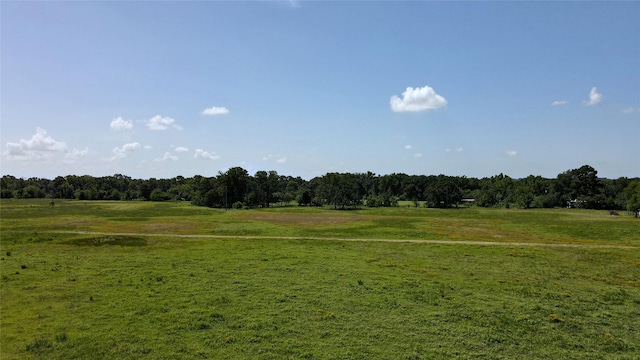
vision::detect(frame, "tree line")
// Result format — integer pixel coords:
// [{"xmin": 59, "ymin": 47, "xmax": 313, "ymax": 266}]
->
[{"xmin": 1, "ymin": 165, "xmax": 639, "ymax": 215}]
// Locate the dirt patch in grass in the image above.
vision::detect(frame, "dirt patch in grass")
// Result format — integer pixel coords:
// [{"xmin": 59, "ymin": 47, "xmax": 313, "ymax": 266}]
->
[
  {"xmin": 239, "ymin": 213, "xmax": 368, "ymax": 226},
  {"xmin": 100, "ymin": 221, "xmax": 204, "ymax": 235},
  {"xmin": 67, "ymin": 236, "xmax": 147, "ymax": 246}
]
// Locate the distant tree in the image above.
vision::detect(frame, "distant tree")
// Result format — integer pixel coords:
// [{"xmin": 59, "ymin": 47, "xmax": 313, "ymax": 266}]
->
[
  {"xmin": 22, "ymin": 185, "xmax": 45, "ymax": 199},
  {"xmin": 317, "ymin": 173, "xmax": 362, "ymax": 209},
  {"xmin": 477, "ymin": 174, "xmax": 513, "ymax": 207},
  {"xmin": 424, "ymin": 175, "xmax": 462, "ymax": 208},
  {"xmin": 168, "ymin": 184, "xmax": 194, "ymax": 201},
  {"xmin": 150, "ymin": 188, "xmax": 170, "ymax": 202},
  {"xmin": 218, "ymin": 167, "xmax": 250, "ymax": 208},
  {"xmin": 0, "ymin": 189, "xmax": 14, "ymax": 198},
  {"xmin": 138, "ymin": 182, "xmax": 152, "ymax": 201},
  {"xmin": 253, "ymin": 171, "xmax": 274, "ymax": 207},
  {"xmin": 600, "ymin": 177, "xmax": 631, "ymax": 210},
  {"xmin": 105, "ymin": 189, "xmax": 122, "ymax": 200},
  {"xmin": 296, "ymin": 187, "xmax": 313, "ymax": 206},
  {"xmin": 514, "ymin": 184, "xmax": 534, "ymax": 209},
  {"xmin": 556, "ymin": 165, "xmax": 602, "ymax": 208},
  {"xmin": 623, "ymin": 181, "xmax": 640, "ymax": 217},
  {"xmin": 0, "ymin": 175, "xmax": 19, "ymax": 198}
]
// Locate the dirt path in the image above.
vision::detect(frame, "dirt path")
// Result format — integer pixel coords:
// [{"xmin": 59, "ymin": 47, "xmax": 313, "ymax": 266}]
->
[{"xmin": 54, "ymin": 231, "xmax": 638, "ymax": 249}]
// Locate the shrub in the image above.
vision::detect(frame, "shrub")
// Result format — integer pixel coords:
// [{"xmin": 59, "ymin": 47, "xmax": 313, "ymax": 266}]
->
[{"xmin": 232, "ymin": 201, "xmax": 246, "ymax": 209}]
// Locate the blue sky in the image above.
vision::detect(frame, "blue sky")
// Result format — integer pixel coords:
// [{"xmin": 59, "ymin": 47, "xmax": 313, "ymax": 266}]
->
[{"xmin": 2, "ymin": 1, "xmax": 639, "ymax": 180}]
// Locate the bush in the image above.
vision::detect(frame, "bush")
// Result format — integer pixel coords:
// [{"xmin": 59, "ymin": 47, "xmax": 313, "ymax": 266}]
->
[{"xmin": 232, "ymin": 201, "xmax": 246, "ymax": 209}]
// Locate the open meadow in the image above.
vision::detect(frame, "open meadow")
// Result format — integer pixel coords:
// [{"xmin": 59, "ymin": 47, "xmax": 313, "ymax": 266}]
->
[{"xmin": 1, "ymin": 199, "xmax": 639, "ymax": 359}]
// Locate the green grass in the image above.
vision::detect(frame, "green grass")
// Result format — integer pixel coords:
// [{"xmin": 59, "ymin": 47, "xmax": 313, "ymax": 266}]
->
[{"xmin": 1, "ymin": 199, "xmax": 639, "ymax": 359}]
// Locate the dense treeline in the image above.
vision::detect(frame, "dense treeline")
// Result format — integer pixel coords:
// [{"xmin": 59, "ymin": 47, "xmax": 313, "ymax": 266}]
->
[{"xmin": 1, "ymin": 165, "xmax": 639, "ymax": 215}]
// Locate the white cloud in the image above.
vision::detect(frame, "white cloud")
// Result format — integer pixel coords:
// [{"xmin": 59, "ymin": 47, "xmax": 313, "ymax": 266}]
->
[
  {"xmin": 160, "ymin": 152, "xmax": 178, "ymax": 161},
  {"xmin": 456, "ymin": 147, "xmax": 463, "ymax": 152},
  {"xmin": 414, "ymin": 153, "xmax": 423, "ymax": 158},
  {"xmin": 4, "ymin": 127, "xmax": 67, "ymax": 159},
  {"xmin": 202, "ymin": 106, "xmax": 229, "ymax": 115},
  {"xmin": 621, "ymin": 107, "xmax": 640, "ymax": 114},
  {"xmin": 405, "ymin": 145, "xmax": 412, "ymax": 150},
  {"xmin": 147, "ymin": 115, "xmax": 182, "ymax": 131},
  {"xmin": 110, "ymin": 117, "xmax": 133, "ymax": 131},
  {"xmin": 194, "ymin": 149, "xmax": 220, "ymax": 160},
  {"xmin": 584, "ymin": 87, "xmax": 602, "ymax": 106},
  {"xmin": 507, "ymin": 150, "xmax": 518, "ymax": 157},
  {"xmin": 109, "ymin": 142, "xmax": 141, "ymax": 161},
  {"xmin": 551, "ymin": 100, "xmax": 568, "ymax": 106},
  {"xmin": 66, "ymin": 148, "xmax": 89, "ymax": 160},
  {"xmin": 277, "ymin": 157, "xmax": 287, "ymax": 163},
  {"xmin": 174, "ymin": 146, "xmax": 189, "ymax": 153},
  {"xmin": 390, "ymin": 85, "xmax": 447, "ymax": 112},
  {"xmin": 120, "ymin": 142, "xmax": 141, "ymax": 152}
]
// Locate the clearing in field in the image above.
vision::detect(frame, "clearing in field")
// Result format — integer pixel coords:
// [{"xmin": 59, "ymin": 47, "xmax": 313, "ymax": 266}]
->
[{"xmin": 1, "ymin": 199, "xmax": 639, "ymax": 359}]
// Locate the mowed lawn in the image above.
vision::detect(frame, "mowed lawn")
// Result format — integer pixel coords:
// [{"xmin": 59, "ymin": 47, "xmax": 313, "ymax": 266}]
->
[{"xmin": 1, "ymin": 200, "xmax": 639, "ymax": 359}]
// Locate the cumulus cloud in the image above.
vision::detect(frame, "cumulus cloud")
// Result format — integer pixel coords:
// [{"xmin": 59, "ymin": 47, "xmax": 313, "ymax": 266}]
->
[
  {"xmin": 194, "ymin": 149, "xmax": 220, "ymax": 160},
  {"xmin": 507, "ymin": 150, "xmax": 518, "ymax": 157},
  {"xmin": 445, "ymin": 147, "xmax": 463, "ymax": 153},
  {"xmin": 66, "ymin": 148, "xmax": 89, "ymax": 160},
  {"xmin": 405, "ymin": 145, "xmax": 412, "ymax": 150},
  {"xmin": 621, "ymin": 107, "xmax": 640, "ymax": 114},
  {"xmin": 109, "ymin": 142, "xmax": 141, "ymax": 161},
  {"xmin": 147, "ymin": 115, "xmax": 182, "ymax": 130},
  {"xmin": 110, "ymin": 117, "xmax": 133, "ymax": 131},
  {"xmin": 551, "ymin": 100, "xmax": 568, "ymax": 106},
  {"xmin": 584, "ymin": 87, "xmax": 602, "ymax": 106},
  {"xmin": 390, "ymin": 85, "xmax": 447, "ymax": 112},
  {"xmin": 160, "ymin": 152, "xmax": 178, "ymax": 161},
  {"xmin": 202, "ymin": 106, "xmax": 229, "ymax": 115},
  {"xmin": 414, "ymin": 153, "xmax": 423, "ymax": 158},
  {"xmin": 174, "ymin": 146, "xmax": 189, "ymax": 153},
  {"xmin": 277, "ymin": 157, "xmax": 287, "ymax": 163},
  {"xmin": 5, "ymin": 128, "xmax": 67, "ymax": 159}
]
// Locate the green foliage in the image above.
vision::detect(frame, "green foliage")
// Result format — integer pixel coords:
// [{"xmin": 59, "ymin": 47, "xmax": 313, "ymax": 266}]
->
[
  {"xmin": 624, "ymin": 181, "xmax": 640, "ymax": 217},
  {"xmin": 22, "ymin": 184, "xmax": 46, "ymax": 199},
  {"xmin": 149, "ymin": 188, "xmax": 170, "ymax": 202},
  {"xmin": 232, "ymin": 201, "xmax": 246, "ymax": 209},
  {"xmin": 1, "ymin": 165, "xmax": 637, "ymax": 213}
]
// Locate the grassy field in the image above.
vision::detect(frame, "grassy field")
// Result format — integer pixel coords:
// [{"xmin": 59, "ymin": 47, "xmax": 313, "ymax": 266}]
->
[{"xmin": 1, "ymin": 199, "xmax": 639, "ymax": 359}]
